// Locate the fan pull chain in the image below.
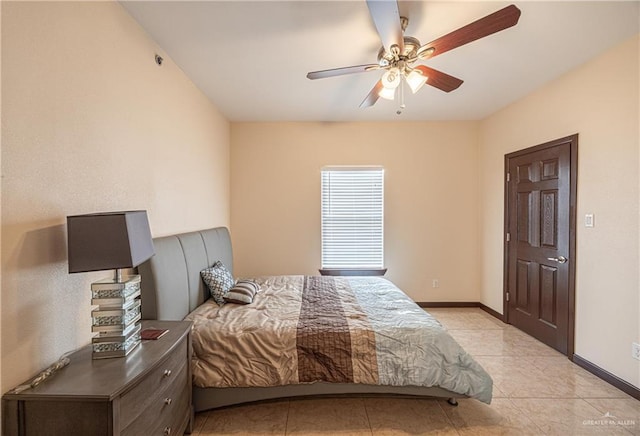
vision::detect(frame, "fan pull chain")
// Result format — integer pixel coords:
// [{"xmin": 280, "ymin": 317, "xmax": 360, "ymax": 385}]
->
[{"xmin": 397, "ymin": 78, "xmax": 406, "ymax": 115}]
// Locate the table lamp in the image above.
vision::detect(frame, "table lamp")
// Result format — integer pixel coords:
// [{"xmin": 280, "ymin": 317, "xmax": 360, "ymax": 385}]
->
[{"xmin": 67, "ymin": 211, "xmax": 155, "ymax": 359}]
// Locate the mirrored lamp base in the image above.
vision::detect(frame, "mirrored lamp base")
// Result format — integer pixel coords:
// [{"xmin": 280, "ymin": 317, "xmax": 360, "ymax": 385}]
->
[{"xmin": 90, "ymin": 273, "xmax": 142, "ymax": 359}]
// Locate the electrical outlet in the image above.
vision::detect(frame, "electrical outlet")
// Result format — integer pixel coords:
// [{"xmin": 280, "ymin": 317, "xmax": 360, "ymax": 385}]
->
[
  {"xmin": 632, "ymin": 342, "xmax": 640, "ymax": 361},
  {"xmin": 432, "ymin": 279, "xmax": 439, "ymax": 288}
]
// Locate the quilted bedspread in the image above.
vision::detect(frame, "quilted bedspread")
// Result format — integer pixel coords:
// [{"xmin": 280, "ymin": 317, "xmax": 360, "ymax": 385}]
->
[{"xmin": 185, "ymin": 275, "xmax": 493, "ymax": 403}]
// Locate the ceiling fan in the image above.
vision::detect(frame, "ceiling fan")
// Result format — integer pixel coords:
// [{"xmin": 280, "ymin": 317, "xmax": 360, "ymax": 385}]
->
[{"xmin": 307, "ymin": 1, "xmax": 521, "ymax": 111}]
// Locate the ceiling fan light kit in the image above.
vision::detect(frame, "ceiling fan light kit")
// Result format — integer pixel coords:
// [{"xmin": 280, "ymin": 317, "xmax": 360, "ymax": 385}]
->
[
  {"xmin": 406, "ymin": 69, "xmax": 427, "ymax": 93},
  {"xmin": 378, "ymin": 86, "xmax": 397, "ymax": 101},
  {"xmin": 306, "ymin": 1, "xmax": 521, "ymax": 112},
  {"xmin": 381, "ymin": 68, "xmax": 400, "ymax": 89},
  {"xmin": 378, "ymin": 64, "xmax": 427, "ymax": 101}
]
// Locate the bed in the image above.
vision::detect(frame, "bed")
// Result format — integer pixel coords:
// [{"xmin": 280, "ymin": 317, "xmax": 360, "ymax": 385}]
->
[{"xmin": 138, "ymin": 227, "xmax": 492, "ymax": 412}]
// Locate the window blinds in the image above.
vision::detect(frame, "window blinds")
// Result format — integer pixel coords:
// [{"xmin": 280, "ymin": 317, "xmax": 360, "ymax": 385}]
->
[{"xmin": 321, "ymin": 167, "xmax": 384, "ymax": 269}]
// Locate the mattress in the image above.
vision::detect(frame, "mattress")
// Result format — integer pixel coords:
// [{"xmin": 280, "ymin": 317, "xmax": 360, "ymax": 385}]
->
[{"xmin": 185, "ymin": 275, "xmax": 493, "ymax": 403}]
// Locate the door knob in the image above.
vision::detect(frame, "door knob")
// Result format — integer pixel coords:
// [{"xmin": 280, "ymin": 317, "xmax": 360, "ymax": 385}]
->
[{"xmin": 547, "ymin": 256, "xmax": 568, "ymax": 264}]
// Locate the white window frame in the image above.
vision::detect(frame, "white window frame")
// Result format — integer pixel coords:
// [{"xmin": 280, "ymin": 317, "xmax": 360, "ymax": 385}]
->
[{"xmin": 321, "ymin": 166, "xmax": 384, "ymax": 270}]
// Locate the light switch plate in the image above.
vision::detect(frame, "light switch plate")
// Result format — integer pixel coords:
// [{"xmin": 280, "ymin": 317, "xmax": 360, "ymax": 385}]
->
[
  {"xmin": 585, "ymin": 214, "xmax": 594, "ymax": 227},
  {"xmin": 632, "ymin": 342, "xmax": 640, "ymax": 361}
]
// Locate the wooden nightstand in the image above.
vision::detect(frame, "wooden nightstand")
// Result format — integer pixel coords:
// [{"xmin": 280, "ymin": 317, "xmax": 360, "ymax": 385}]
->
[{"xmin": 3, "ymin": 320, "xmax": 192, "ymax": 436}]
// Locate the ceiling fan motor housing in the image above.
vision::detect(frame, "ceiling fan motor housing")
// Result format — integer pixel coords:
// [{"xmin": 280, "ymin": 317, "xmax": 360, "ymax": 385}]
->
[{"xmin": 377, "ymin": 36, "xmax": 422, "ymax": 68}]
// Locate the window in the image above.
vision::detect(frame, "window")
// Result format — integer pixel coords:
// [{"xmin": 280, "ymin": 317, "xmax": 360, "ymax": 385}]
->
[{"xmin": 321, "ymin": 167, "xmax": 384, "ymax": 270}]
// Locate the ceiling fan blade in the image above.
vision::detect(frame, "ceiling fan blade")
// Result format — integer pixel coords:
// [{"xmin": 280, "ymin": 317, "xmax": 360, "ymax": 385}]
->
[
  {"xmin": 360, "ymin": 80, "xmax": 384, "ymax": 108},
  {"xmin": 414, "ymin": 65, "xmax": 463, "ymax": 93},
  {"xmin": 366, "ymin": 0, "xmax": 404, "ymax": 54},
  {"xmin": 417, "ymin": 4, "xmax": 521, "ymax": 60},
  {"xmin": 307, "ymin": 64, "xmax": 380, "ymax": 80}
]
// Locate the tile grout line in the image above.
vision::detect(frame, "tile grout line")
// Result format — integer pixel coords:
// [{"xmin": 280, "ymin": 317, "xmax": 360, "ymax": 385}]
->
[
  {"xmin": 193, "ymin": 410, "xmax": 209, "ymax": 435},
  {"xmin": 283, "ymin": 400, "xmax": 291, "ymax": 436},
  {"xmin": 501, "ymin": 396, "xmax": 550, "ymax": 435},
  {"xmin": 473, "ymin": 319, "xmax": 550, "ymax": 436},
  {"xmin": 200, "ymin": 411, "xmax": 209, "ymax": 436},
  {"xmin": 434, "ymin": 398, "xmax": 463, "ymax": 436},
  {"xmin": 361, "ymin": 397, "xmax": 374, "ymax": 435}
]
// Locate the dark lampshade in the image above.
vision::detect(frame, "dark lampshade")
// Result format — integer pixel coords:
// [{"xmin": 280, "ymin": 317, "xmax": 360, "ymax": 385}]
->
[{"xmin": 67, "ymin": 211, "xmax": 155, "ymax": 274}]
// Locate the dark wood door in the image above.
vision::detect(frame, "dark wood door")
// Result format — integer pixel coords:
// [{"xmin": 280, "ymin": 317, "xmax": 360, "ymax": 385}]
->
[{"xmin": 504, "ymin": 135, "xmax": 577, "ymax": 355}]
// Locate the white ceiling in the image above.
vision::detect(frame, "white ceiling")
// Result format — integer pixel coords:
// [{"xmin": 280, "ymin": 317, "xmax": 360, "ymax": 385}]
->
[{"xmin": 120, "ymin": 1, "xmax": 639, "ymax": 122}]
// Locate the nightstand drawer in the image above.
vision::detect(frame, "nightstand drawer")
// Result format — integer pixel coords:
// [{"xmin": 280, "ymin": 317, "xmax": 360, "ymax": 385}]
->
[
  {"xmin": 121, "ymin": 366, "xmax": 190, "ymax": 436},
  {"xmin": 120, "ymin": 338, "xmax": 188, "ymax": 429}
]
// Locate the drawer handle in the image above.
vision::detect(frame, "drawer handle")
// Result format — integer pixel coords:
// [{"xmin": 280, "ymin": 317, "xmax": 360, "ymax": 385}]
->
[
  {"xmin": 164, "ymin": 397, "xmax": 172, "ymax": 405},
  {"xmin": 163, "ymin": 369, "xmax": 172, "ymax": 378},
  {"xmin": 163, "ymin": 427, "xmax": 171, "ymax": 435}
]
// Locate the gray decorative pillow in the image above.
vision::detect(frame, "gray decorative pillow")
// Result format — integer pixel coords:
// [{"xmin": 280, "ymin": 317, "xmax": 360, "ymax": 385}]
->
[
  {"xmin": 201, "ymin": 261, "xmax": 235, "ymax": 306},
  {"xmin": 224, "ymin": 280, "xmax": 260, "ymax": 305}
]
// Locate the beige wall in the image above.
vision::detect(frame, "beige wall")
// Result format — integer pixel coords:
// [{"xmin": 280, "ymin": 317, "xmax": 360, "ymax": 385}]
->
[
  {"xmin": 231, "ymin": 121, "xmax": 479, "ymax": 303},
  {"xmin": 478, "ymin": 34, "xmax": 640, "ymax": 387},
  {"xmin": 1, "ymin": 2, "xmax": 230, "ymax": 392}
]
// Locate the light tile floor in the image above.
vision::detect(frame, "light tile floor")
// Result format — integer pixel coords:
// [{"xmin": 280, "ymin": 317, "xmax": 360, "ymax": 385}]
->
[{"xmin": 190, "ymin": 308, "xmax": 639, "ymax": 435}]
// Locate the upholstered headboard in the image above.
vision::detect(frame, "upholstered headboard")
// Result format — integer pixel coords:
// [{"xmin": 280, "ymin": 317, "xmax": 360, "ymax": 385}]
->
[{"xmin": 138, "ymin": 227, "xmax": 233, "ymax": 321}]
